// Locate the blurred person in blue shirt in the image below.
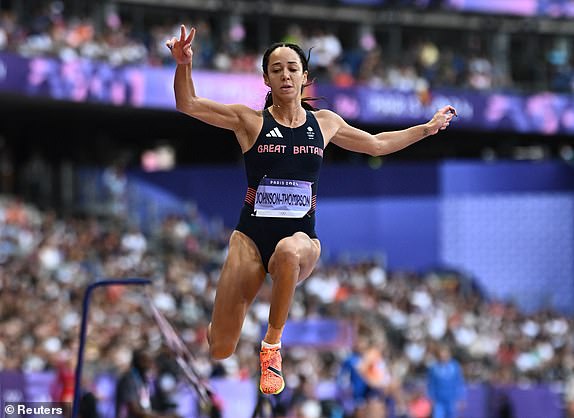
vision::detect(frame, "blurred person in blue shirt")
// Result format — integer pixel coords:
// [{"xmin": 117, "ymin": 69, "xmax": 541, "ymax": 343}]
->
[
  {"xmin": 427, "ymin": 345, "xmax": 465, "ymax": 418},
  {"xmin": 337, "ymin": 336, "xmax": 370, "ymax": 413},
  {"xmin": 338, "ymin": 336, "xmax": 404, "ymax": 417}
]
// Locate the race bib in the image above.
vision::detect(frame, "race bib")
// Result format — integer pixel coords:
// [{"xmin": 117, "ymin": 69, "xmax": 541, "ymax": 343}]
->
[{"xmin": 254, "ymin": 178, "xmax": 312, "ymax": 218}]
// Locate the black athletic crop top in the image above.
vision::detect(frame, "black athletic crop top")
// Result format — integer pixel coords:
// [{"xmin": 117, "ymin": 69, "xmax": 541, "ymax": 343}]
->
[{"xmin": 243, "ymin": 108, "xmax": 324, "ymax": 212}]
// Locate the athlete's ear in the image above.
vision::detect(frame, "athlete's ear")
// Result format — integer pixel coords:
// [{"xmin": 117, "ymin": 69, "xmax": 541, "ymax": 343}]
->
[
  {"xmin": 263, "ymin": 73, "xmax": 270, "ymax": 87},
  {"xmin": 302, "ymin": 70, "xmax": 308, "ymax": 85}
]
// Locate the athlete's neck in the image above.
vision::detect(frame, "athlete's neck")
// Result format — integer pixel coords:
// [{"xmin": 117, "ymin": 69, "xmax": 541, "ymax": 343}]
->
[{"xmin": 269, "ymin": 103, "xmax": 305, "ymax": 127}]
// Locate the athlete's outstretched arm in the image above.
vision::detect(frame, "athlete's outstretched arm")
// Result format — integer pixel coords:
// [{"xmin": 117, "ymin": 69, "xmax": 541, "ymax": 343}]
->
[
  {"xmin": 323, "ymin": 105, "xmax": 457, "ymax": 156},
  {"xmin": 167, "ymin": 25, "xmax": 256, "ymax": 139}
]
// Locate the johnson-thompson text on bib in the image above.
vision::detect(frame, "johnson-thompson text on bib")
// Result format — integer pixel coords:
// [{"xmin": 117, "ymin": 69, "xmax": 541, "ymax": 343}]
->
[{"xmin": 254, "ymin": 178, "xmax": 312, "ymax": 218}]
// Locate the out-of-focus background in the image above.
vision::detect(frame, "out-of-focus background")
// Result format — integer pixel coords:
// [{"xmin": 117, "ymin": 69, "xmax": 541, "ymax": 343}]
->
[{"xmin": 1, "ymin": 1, "xmax": 574, "ymax": 417}]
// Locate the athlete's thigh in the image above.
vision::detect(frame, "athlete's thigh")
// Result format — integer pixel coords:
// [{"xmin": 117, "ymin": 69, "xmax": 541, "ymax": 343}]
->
[
  {"xmin": 211, "ymin": 231, "xmax": 267, "ymax": 340},
  {"xmin": 268, "ymin": 232, "xmax": 321, "ymax": 283}
]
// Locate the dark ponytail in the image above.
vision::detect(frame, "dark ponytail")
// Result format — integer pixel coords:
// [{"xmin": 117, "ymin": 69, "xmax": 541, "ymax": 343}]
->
[{"xmin": 261, "ymin": 43, "xmax": 322, "ymax": 111}]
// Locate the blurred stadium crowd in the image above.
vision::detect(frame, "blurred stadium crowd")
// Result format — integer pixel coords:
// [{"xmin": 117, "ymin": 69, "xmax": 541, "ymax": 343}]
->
[
  {"xmin": 2, "ymin": 195, "xmax": 574, "ymax": 417},
  {"xmin": 1, "ymin": 0, "xmax": 573, "ymax": 94}
]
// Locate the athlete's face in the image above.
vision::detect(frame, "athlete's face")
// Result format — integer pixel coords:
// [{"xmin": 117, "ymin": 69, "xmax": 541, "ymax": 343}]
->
[{"xmin": 264, "ymin": 47, "xmax": 308, "ymax": 100}]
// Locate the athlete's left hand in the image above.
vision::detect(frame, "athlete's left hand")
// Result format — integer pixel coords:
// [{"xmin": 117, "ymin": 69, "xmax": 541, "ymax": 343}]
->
[
  {"xmin": 166, "ymin": 25, "xmax": 195, "ymax": 65},
  {"xmin": 426, "ymin": 105, "xmax": 457, "ymax": 135}
]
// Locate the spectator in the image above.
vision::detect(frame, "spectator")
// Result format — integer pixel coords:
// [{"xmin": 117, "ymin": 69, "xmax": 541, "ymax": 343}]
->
[
  {"xmin": 51, "ymin": 345, "xmax": 76, "ymax": 403},
  {"xmin": 115, "ymin": 348, "xmax": 178, "ymax": 418},
  {"xmin": 427, "ymin": 345, "xmax": 466, "ymax": 418},
  {"xmin": 102, "ymin": 162, "xmax": 128, "ymax": 219},
  {"xmin": 305, "ymin": 28, "xmax": 343, "ymax": 80},
  {"xmin": 337, "ymin": 336, "xmax": 370, "ymax": 414}
]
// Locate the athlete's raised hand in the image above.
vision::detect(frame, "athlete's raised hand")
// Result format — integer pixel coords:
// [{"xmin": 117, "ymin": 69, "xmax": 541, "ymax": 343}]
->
[
  {"xmin": 426, "ymin": 105, "xmax": 457, "ymax": 135},
  {"xmin": 166, "ymin": 25, "xmax": 195, "ymax": 65}
]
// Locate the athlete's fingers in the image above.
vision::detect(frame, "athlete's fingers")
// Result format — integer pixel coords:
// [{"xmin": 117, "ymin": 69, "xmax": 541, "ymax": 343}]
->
[
  {"xmin": 179, "ymin": 24, "xmax": 186, "ymax": 42},
  {"xmin": 186, "ymin": 27, "xmax": 196, "ymax": 44},
  {"xmin": 166, "ymin": 37, "xmax": 177, "ymax": 50}
]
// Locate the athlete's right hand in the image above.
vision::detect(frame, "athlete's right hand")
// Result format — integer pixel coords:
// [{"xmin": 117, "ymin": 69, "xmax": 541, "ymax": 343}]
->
[{"xmin": 166, "ymin": 25, "xmax": 195, "ymax": 65}]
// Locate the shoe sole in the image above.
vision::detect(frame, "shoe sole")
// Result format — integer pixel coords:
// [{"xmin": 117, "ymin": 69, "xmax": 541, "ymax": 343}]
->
[{"xmin": 259, "ymin": 379, "xmax": 285, "ymax": 395}]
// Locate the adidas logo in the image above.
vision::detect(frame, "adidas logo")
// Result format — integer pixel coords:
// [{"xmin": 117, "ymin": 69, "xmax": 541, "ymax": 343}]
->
[{"xmin": 265, "ymin": 127, "xmax": 283, "ymax": 138}]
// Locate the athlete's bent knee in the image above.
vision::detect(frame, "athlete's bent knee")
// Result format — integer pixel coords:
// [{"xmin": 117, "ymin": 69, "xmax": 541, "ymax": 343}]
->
[
  {"xmin": 209, "ymin": 340, "xmax": 235, "ymax": 360},
  {"xmin": 272, "ymin": 243, "xmax": 300, "ymax": 269}
]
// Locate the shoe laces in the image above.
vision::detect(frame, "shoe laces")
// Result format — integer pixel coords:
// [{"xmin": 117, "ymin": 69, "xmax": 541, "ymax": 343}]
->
[{"xmin": 261, "ymin": 347, "xmax": 280, "ymax": 370}]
